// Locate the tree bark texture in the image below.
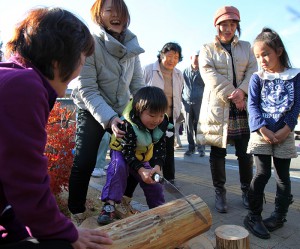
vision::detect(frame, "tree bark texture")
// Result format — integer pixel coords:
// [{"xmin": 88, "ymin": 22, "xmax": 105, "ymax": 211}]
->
[
  {"xmin": 83, "ymin": 194, "xmax": 212, "ymax": 249},
  {"xmin": 215, "ymin": 225, "xmax": 249, "ymax": 249}
]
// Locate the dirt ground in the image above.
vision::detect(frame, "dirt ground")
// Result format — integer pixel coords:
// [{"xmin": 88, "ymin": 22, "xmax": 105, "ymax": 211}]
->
[{"xmin": 58, "ymin": 186, "xmax": 103, "ymax": 219}]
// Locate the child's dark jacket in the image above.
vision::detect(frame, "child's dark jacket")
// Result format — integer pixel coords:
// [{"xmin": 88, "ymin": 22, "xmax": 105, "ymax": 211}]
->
[{"xmin": 110, "ymin": 101, "xmax": 173, "ymax": 171}]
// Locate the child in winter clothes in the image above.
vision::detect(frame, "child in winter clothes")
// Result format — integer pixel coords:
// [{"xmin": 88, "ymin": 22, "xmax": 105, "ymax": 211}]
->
[
  {"xmin": 244, "ymin": 27, "xmax": 300, "ymax": 239},
  {"xmin": 98, "ymin": 86, "xmax": 173, "ymax": 225}
]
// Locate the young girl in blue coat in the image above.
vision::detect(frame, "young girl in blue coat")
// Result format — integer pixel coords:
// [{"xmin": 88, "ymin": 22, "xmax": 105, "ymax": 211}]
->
[{"xmin": 244, "ymin": 27, "xmax": 300, "ymax": 239}]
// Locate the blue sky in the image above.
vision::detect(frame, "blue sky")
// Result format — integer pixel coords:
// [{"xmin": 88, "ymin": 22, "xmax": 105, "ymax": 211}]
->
[{"xmin": 1, "ymin": 0, "xmax": 300, "ymax": 73}]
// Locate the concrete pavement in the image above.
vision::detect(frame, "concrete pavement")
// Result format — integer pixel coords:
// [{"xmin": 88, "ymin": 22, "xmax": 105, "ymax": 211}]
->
[{"xmin": 90, "ymin": 133, "xmax": 300, "ymax": 249}]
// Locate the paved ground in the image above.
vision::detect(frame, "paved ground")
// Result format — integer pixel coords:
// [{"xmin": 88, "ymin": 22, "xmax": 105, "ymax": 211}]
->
[{"xmin": 89, "ymin": 133, "xmax": 300, "ymax": 249}]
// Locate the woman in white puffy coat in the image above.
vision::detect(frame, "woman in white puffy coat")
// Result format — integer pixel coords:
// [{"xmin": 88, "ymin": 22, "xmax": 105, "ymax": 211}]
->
[{"xmin": 197, "ymin": 6, "xmax": 257, "ymax": 213}]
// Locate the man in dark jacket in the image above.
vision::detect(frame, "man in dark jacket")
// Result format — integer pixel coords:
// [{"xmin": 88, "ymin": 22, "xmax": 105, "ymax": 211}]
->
[{"xmin": 182, "ymin": 50, "xmax": 205, "ymax": 156}]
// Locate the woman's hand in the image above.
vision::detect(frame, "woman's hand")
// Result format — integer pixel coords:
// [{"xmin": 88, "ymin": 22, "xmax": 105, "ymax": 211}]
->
[
  {"xmin": 228, "ymin": 88, "xmax": 245, "ymax": 102},
  {"xmin": 72, "ymin": 228, "xmax": 113, "ymax": 249},
  {"xmin": 228, "ymin": 89, "xmax": 246, "ymax": 111},
  {"xmin": 234, "ymin": 100, "xmax": 246, "ymax": 111},
  {"xmin": 110, "ymin": 116, "xmax": 125, "ymax": 138}
]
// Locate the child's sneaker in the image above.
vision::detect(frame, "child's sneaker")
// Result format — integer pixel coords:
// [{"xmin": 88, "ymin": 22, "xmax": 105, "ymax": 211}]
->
[
  {"xmin": 97, "ymin": 203, "xmax": 116, "ymax": 225},
  {"xmin": 71, "ymin": 212, "xmax": 86, "ymax": 227},
  {"xmin": 115, "ymin": 196, "xmax": 140, "ymax": 219}
]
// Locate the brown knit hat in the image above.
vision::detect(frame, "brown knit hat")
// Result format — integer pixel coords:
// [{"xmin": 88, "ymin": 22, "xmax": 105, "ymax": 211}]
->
[{"xmin": 214, "ymin": 6, "xmax": 240, "ymax": 26}]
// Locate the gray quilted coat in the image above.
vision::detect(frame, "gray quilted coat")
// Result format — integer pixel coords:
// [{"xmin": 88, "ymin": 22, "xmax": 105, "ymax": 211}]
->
[{"xmin": 72, "ymin": 27, "xmax": 145, "ymax": 128}]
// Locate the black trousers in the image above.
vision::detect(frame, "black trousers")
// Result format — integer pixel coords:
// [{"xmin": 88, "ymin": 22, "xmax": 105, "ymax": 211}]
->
[
  {"xmin": 250, "ymin": 155, "xmax": 291, "ymax": 197},
  {"xmin": 185, "ymin": 102, "xmax": 201, "ymax": 151},
  {"xmin": 68, "ymin": 110, "xmax": 106, "ymax": 214},
  {"xmin": 210, "ymin": 134, "xmax": 251, "ymax": 159},
  {"xmin": 210, "ymin": 134, "xmax": 253, "ymax": 188},
  {"xmin": 160, "ymin": 119, "xmax": 175, "ymax": 180}
]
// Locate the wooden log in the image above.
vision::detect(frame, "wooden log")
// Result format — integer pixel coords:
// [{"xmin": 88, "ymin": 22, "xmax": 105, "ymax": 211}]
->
[
  {"xmin": 215, "ymin": 225, "xmax": 249, "ymax": 249},
  {"xmin": 81, "ymin": 194, "xmax": 212, "ymax": 249}
]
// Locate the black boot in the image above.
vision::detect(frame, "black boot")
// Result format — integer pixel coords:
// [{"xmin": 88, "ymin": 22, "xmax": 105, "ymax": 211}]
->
[
  {"xmin": 241, "ymin": 184, "xmax": 250, "ymax": 209},
  {"xmin": 215, "ymin": 188, "xmax": 228, "ymax": 213},
  {"xmin": 244, "ymin": 193, "xmax": 270, "ymax": 239},
  {"xmin": 244, "ymin": 214, "xmax": 270, "ymax": 239},
  {"xmin": 238, "ymin": 156, "xmax": 253, "ymax": 209},
  {"xmin": 210, "ymin": 157, "xmax": 227, "ymax": 213},
  {"xmin": 263, "ymin": 194, "xmax": 293, "ymax": 232}
]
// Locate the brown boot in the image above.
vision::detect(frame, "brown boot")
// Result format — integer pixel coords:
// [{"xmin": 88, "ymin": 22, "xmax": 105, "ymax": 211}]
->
[{"xmin": 115, "ymin": 196, "xmax": 140, "ymax": 219}]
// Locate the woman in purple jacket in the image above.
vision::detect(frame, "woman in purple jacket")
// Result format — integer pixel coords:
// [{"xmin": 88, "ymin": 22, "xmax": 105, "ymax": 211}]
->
[{"xmin": 0, "ymin": 7, "xmax": 112, "ymax": 249}]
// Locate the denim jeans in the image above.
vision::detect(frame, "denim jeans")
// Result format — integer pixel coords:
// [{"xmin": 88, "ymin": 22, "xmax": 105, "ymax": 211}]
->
[
  {"xmin": 95, "ymin": 132, "xmax": 110, "ymax": 169},
  {"xmin": 68, "ymin": 110, "xmax": 106, "ymax": 214}
]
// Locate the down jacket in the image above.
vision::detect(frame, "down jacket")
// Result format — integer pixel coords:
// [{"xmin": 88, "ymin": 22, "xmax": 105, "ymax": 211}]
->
[
  {"xmin": 72, "ymin": 26, "xmax": 145, "ymax": 129},
  {"xmin": 196, "ymin": 35, "xmax": 257, "ymax": 148}
]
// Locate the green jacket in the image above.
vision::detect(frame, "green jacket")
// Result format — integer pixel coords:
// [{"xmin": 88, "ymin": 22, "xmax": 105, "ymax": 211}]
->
[{"xmin": 110, "ymin": 101, "xmax": 173, "ymax": 171}]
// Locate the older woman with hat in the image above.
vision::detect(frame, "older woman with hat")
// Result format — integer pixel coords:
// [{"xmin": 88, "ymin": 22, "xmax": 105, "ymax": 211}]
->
[{"xmin": 196, "ymin": 6, "xmax": 257, "ymax": 213}]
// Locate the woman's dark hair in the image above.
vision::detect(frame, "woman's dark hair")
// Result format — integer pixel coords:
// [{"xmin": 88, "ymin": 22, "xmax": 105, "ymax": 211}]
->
[
  {"xmin": 6, "ymin": 7, "xmax": 95, "ymax": 82},
  {"xmin": 157, "ymin": 42, "xmax": 183, "ymax": 63},
  {"xmin": 133, "ymin": 86, "xmax": 168, "ymax": 117},
  {"xmin": 254, "ymin": 27, "xmax": 292, "ymax": 69},
  {"xmin": 90, "ymin": 0, "xmax": 130, "ymax": 29},
  {"xmin": 236, "ymin": 23, "xmax": 241, "ymax": 37}
]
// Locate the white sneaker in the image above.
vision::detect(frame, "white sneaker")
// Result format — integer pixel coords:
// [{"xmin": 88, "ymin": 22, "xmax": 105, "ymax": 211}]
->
[
  {"xmin": 91, "ymin": 168, "xmax": 106, "ymax": 177},
  {"xmin": 104, "ymin": 164, "xmax": 109, "ymax": 170}
]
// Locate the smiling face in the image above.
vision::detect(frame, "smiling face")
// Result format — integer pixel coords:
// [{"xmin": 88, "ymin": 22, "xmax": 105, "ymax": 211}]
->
[
  {"xmin": 160, "ymin": 50, "xmax": 180, "ymax": 71},
  {"xmin": 101, "ymin": 0, "xmax": 124, "ymax": 33},
  {"xmin": 140, "ymin": 109, "xmax": 165, "ymax": 130},
  {"xmin": 253, "ymin": 41, "xmax": 283, "ymax": 73},
  {"xmin": 218, "ymin": 20, "xmax": 238, "ymax": 43}
]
